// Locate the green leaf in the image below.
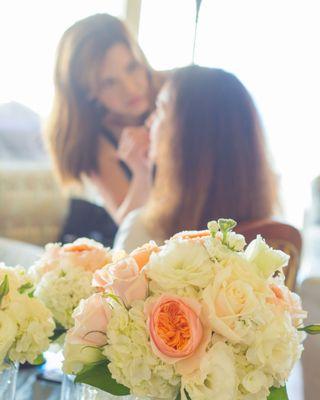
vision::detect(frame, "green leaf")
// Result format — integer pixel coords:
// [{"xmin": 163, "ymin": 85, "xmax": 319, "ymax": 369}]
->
[
  {"xmin": 32, "ymin": 354, "xmax": 46, "ymax": 365},
  {"xmin": 218, "ymin": 218, "xmax": 237, "ymax": 243},
  {"xmin": 0, "ymin": 275, "xmax": 9, "ymax": 306},
  {"xmin": 218, "ymin": 218, "xmax": 237, "ymax": 232},
  {"xmin": 267, "ymin": 386, "xmax": 288, "ymax": 400},
  {"xmin": 175, "ymin": 391, "xmax": 181, "ymax": 400},
  {"xmin": 183, "ymin": 389, "xmax": 192, "ymax": 400},
  {"xmin": 75, "ymin": 360, "xmax": 130, "ymax": 395},
  {"xmin": 103, "ymin": 293, "xmax": 124, "ymax": 307},
  {"xmin": 298, "ymin": 324, "xmax": 320, "ymax": 335},
  {"xmin": 18, "ymin": 282, "xmax": 34, "ymax": 294}
]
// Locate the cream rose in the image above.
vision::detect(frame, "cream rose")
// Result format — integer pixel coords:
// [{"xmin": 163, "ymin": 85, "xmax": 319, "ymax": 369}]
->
[
  {"xmin": 63, "ymin": 343, "xmax": 105, "ymax": 375},
  {"xmin": 203, "ymin": 266, "xmax": 262, "ymax": 343}
]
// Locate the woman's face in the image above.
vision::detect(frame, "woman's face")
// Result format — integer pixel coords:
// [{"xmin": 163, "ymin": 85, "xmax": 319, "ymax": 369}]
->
[
  {"xmin": 96, "ymin": 43, "xmax": 150, "ymax": 119},
  {"xmin": 147, "ymin": 84, "xmax": 173, "ymax": 163}
]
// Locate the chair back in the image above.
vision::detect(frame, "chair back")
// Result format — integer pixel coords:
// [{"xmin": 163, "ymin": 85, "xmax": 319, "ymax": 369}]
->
[{"xmin": 236, "ymin": 219, "xmax": 302, "ymax": 290}]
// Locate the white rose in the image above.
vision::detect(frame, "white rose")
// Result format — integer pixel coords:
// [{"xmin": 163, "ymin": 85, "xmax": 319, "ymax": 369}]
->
[
  {"xmin": 145, "ymin": 240, "xmax": 215, "ymax": 295},
  {"xmin": 182, "ymin": 341, "xmax": 237, "ymax": 400},
  {"xmin": 244, "ymin": 235, "xmax": 289, "ymax": 279}
]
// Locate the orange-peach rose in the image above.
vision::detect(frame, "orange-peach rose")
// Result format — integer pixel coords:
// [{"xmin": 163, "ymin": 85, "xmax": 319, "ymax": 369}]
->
[
  {"xmin": 130, "ymin": 241, "xmax": 160, "ymax": 270},
  {"xmin": 170, "ymin": 230, "xmax": 210, "ymax": 242},
  {"xmin": 145, "ymin": 294, "xmax": 211, "ymax": 375},
  {"xmin": 268, "ymin": 284, "xmax": 307, "ymax": 325}
]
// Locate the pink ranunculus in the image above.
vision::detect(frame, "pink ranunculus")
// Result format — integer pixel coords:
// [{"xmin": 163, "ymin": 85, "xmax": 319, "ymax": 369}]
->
[
  {"xmin": 66, "ymin": 293, "xmax": 111, "ymax": 347},
  {"xmin": 145, "ymin": 294, "xmax": 211, "ymax": 375},
  {"xmin": 93, "ymin": 256, "xmax": 148, "ymax": 307}
]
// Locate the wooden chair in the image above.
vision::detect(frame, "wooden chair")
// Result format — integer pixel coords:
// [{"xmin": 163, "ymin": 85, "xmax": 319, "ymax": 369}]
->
[{"xmin": 236, "ymin": 219, "xmax": 302, "ymax": 291}]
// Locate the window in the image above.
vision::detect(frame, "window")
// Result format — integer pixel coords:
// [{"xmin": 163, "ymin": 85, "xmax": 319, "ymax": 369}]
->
[
  {"xmin": 139, "ymin": 0, "xmax": 320, "ymax": 226},
  {"xmin": 0, "ymin": 0, "xmax": 126, "ymax": 117}
]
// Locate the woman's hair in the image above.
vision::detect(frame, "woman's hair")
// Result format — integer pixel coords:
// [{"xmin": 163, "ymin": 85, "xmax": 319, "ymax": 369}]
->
[
  {"xmin": 46, "ymin": 13, "xmax": 154, "ymax": 185},
  {"xmin": 144, "ymin": 65, "xmax": 278, "ymax": 238}
]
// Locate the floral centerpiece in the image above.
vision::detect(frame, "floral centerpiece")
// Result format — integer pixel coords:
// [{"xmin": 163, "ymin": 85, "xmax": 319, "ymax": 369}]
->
[
  {"xmin": 62, "ymin": 219, "xmax": 320, "ymax": 400},
  {"xmin": 0, "ymin": 263, "xmax": 55, "ymax": 370},
  {"xmin": 29, "ymin": 238, "xmax": 113, "ymax": 338}
]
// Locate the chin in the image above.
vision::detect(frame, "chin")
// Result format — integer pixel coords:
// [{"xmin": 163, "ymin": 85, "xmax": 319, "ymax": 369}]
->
[{"xmin": 129, "ymin": 104, "xmax": 150, "ymax": 118}]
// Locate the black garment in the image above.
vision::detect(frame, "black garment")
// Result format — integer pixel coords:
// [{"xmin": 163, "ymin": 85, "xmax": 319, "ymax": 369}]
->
[{"xmin": 59, "ymin": 198, "xmax": 117, "ymax": 247}]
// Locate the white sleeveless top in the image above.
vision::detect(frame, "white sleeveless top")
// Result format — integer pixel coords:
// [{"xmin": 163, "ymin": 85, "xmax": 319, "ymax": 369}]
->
[{"xmin": 114, "ymin": 208, "xmax": 163, "ymax": 252}]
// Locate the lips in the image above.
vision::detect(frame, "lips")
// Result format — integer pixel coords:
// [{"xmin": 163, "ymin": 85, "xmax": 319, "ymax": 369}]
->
[{"xmin": 127, "ymin": 96, "xmax": 145, "ymax": 107}]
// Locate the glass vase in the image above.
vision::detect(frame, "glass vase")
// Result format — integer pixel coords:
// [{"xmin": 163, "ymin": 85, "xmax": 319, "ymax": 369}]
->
[
  {"xmin": 60, "ymin": 374, "xmax": 143, "ymax": 400},
  {"xmin": 0, "ymin": 362, "xmax": 19, "ymax": 400}
]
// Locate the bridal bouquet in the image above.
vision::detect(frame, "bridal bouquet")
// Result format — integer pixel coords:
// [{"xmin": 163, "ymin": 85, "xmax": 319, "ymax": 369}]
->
[
  {"xmin": 30, "ymin": 238, "xmax": 113, "ymax": 334},
  {"xmin": 62, "ymin": 220, "xmax": 319, "ymax": 400},
  {"xmin": 0, "ymin": 264, "xmax": 55, "ymax": 371}
]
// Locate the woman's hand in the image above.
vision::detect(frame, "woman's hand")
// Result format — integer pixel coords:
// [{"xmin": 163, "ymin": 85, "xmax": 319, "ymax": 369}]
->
[{"xmin": 117, "ymin": 126, "xmax": 150, "ymax": 176}]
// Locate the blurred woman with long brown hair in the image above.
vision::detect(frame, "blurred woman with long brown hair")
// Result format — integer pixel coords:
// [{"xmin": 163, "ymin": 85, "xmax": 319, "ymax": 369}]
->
[
  {"xmin": 115, "ymin": 65, "xmax": 278, "ymax": 250},
  {"xmin": 46, "ymin": 14, "xmax": 165, "ymax": 231}
]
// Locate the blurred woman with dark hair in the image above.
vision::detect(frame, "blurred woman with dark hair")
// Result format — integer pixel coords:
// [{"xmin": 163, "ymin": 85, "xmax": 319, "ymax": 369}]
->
[
  {"xmin": 46, "ymin": 14, "xmax": 165, "ymax": 228},
  {"xmin": 115, "ymin": 65, "xmax": 278, "ymax": 250}
]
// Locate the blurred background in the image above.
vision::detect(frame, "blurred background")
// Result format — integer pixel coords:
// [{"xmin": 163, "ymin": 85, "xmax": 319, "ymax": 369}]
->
[{"xmin": 1, "ymin": 0, "xmax": 320, "ymax": 227}]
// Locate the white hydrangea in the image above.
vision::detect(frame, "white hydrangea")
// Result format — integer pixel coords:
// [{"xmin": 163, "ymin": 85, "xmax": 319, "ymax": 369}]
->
[
  {"xmin": 7, "ymin": 296, "xmax": 55, "ymax": 364},
  {"xmin": 0, "ymin": 265, "xmax": 54, "ymax": 369},
  {"xmin": 232, "ymin": 344, "xmax": 273, "ymax": 400},
  {"xmin": 34, "ymin": 265, "xmax": 95, "ymax": 328},
  {"xmin": 145, "ymin": 240, "xmax": 215, "ymax": 295},
  {"xmin": 246, "ymin": 313, "xmax": 304, "ymax": 385},
  {"xmin": 103, "ymin": 301, "xmax": 180, "ymax": 399},
  {"xmin": 182, "ymin": 341, "xmax": 237, "ymax": 400},
  {"xmin": 0, "ymin": 311, "xmax": 17, "ymax": 371}
]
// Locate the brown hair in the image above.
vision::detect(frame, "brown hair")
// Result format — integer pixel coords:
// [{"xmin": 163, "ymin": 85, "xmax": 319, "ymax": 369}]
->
[
  {"xmin": 46, "ymin": 13, "xmax": 155, "ymax": 185},
  {"xmin": 144, "ymin": 66, "xmax": 278, "ymax": 238}
]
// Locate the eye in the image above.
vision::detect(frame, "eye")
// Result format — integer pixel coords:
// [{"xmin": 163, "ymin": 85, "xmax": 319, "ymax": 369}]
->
[
  {"xmin": 127, "ymin": 60, "xmax": 140, "ymax": 74},
  {"xmin": 101, "ymin": 78, "xmax": 117, "ymax": 89}
]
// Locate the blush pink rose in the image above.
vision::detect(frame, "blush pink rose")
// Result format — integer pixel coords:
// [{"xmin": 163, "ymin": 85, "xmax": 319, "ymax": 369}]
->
[
  {"xmin": 66, "ymin": 293, "xmax": 111, "ymax": 347},
  {"xmin": 93, "ymin": 257, "xmax": 148, "ymax": 307},
  {"xmin": 33, "ymin": 238, "xmax": 113, "ymax": 279},
  {"xmin": 145, "ymin": 294, "xmax": 211, "ymax": 375}
]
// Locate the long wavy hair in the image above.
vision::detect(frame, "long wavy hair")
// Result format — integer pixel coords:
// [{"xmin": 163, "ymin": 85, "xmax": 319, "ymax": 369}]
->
[
  {"xmin": 46, "ymin": 13, "xmax": 156, "ymax": 185},
  {"xmin": 144, "ymin": 66, "xmax": 278, "ymax": 238}
]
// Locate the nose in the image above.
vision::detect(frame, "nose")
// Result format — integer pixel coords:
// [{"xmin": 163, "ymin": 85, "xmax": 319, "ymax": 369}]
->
[{"xmin": 122, "ymin": 75, "xmax": 138, "ymax": 96}]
